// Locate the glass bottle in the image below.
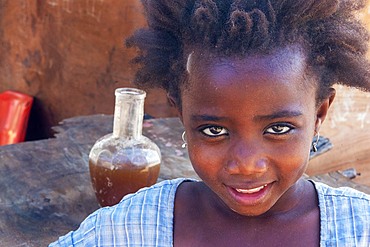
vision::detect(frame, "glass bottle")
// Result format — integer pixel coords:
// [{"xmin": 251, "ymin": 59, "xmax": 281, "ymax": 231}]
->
[{"xmin": 89, "ymin": 88, "xmax": 161, "ymax": 207}]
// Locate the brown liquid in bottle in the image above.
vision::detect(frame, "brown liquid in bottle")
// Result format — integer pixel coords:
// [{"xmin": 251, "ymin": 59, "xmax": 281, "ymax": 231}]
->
[
  {"xmin": 89, "ymin": 159, "xmax": 160, "ymax": 207},
  {"xmin": 88, "ymin": 88, "xmax": 161, "ymax": 207}
]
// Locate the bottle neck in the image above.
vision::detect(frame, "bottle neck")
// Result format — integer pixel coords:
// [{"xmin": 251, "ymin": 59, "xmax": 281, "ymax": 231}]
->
[{"xmin": 113, "ymin": 88, "xmax": 146, "ymax": 139}]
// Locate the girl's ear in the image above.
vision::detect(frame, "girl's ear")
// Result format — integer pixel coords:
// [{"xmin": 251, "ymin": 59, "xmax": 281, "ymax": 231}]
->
[
  {"xmin": 315, "ymin": 87, "xmax": 336, "ymax": 132},
  {"xmin": 167, "ymin": 93, "xmax": 183, "ymax": 122}
]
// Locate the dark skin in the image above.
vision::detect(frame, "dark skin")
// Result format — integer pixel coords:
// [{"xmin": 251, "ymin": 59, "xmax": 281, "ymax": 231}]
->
[{"xmin": 173, "ymin": 46, "xmax": 335, "ymax": 246}]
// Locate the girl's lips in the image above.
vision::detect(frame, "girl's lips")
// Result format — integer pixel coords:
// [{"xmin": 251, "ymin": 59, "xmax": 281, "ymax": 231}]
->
[
  {"xmin": 226, "ymin": 183, "xmax": 272, "ymax": 206},
  {"xmin": 235, "ymin": 184, "xmax": 267, "ymax": 194}
]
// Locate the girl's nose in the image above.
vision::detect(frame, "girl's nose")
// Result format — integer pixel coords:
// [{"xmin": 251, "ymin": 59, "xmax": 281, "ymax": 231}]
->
[{"xmin": 225, "ymin": 138, "xmax": 268, "ymax": 176}]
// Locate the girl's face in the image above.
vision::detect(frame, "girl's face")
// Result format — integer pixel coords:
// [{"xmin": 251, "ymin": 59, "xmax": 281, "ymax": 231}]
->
[{"xmin": 180, "ymin": 47, "xmax": 330, "ymax": 216}]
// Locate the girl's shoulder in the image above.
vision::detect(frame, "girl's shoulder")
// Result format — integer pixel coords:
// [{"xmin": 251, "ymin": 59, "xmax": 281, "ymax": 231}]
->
[
  {"xmin": 311, "ymin": 180, "xmax": 370, "ymax": 246},
  {"xmin": 50, "ymin": 178, "xmax": 196, "ymax": 246},
  {"xmin": 311, "ymin": 180, "xmax": 370, "ymax": 203},
  {"xmin": 117, "ymin": 177, "xmax": 194, "ymax": 206},
  {"xmin": 96, "ymin": 177, "xmax": 197, "ymax": 225}
]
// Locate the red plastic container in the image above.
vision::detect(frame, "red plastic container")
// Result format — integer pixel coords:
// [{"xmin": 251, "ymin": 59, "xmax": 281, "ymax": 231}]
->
[{"xmin": 0, "ymin": 91, "xmax": 33, "ymax": 146}]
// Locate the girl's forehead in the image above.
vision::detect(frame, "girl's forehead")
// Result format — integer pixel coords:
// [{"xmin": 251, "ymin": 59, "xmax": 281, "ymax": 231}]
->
[
  {"xmin": 187, "ymin": 45, "xmax": 307, "ymax": 76},
  {"xmin": 182, "ymin": 46, "xmax": 318, "ymax": 119},
  {"xmin": 185, "ymin": 45, "xmax": 316, "ymax": 93}
]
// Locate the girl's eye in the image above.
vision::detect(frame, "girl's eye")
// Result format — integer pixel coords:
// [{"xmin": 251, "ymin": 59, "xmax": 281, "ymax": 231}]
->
[
  {"xmin": 265, "ymin": 124, "xmax": 293, "ymax": 135},
  {"xmin": 201, "ymin": 126, "xmax": 228, "ymax": 137}
]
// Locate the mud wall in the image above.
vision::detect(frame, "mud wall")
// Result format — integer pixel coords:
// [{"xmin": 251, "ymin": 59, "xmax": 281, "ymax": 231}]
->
[{"xmin": 0, "ymin": 0, "xmax": 176, "ymax": 140}]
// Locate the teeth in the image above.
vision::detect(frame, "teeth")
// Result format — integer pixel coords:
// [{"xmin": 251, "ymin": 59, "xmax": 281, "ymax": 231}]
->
[{"xmin": 235, "ymin": 184, "xmax": 267, "ymax": 194}]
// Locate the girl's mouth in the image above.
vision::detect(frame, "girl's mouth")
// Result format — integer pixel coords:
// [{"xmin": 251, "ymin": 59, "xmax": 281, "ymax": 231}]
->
[
  {"xmin": 227, "ymin": 183, "xmax": 272, "ymax": 206},
  {"xmin": 235, "ymin": 184, "xmax": 268, "ymax": 194}
]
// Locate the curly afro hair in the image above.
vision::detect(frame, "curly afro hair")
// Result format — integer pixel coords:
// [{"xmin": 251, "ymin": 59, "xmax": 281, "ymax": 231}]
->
[{"xmin": 126, "ymin": 0, "xmax": 370, "ymax": 107}]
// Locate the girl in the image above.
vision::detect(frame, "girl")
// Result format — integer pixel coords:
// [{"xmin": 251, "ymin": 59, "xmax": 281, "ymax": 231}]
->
[{"xmin": 51, "ymin": 0, "xmax": 370, "ymax": 246}]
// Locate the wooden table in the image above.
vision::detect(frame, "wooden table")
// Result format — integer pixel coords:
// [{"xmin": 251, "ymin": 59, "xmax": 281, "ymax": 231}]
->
[{"xmin": 0, "ymin": 115, "xmax": 368, "ymax": 246}]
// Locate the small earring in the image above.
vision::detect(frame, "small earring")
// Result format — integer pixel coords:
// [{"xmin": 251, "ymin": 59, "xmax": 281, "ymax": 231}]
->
[
  {"xmin": 181, "ymin": 131, "xmax": 187, "ymax": 148},
  {"xmin": 312, "ymin": 131, "xmax": 320, "ymax": 152}
]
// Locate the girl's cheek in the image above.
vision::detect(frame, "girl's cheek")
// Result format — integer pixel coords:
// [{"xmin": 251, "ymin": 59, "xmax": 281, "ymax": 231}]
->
[{"xmin": 188, "ymin": 145, "xmax": 222, "ymax": 169}]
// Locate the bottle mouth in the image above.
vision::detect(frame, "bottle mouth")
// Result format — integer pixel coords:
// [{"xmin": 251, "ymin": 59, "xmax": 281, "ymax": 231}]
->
[{"xmin": 115, "ymin": 88, "xmax": 146, "ymax": 98}]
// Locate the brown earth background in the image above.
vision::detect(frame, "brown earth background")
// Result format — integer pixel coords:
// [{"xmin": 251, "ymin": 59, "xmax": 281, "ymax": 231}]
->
[{"xmin": 0, "ymin": 0, "xmax": 177, "ymax": 140}]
